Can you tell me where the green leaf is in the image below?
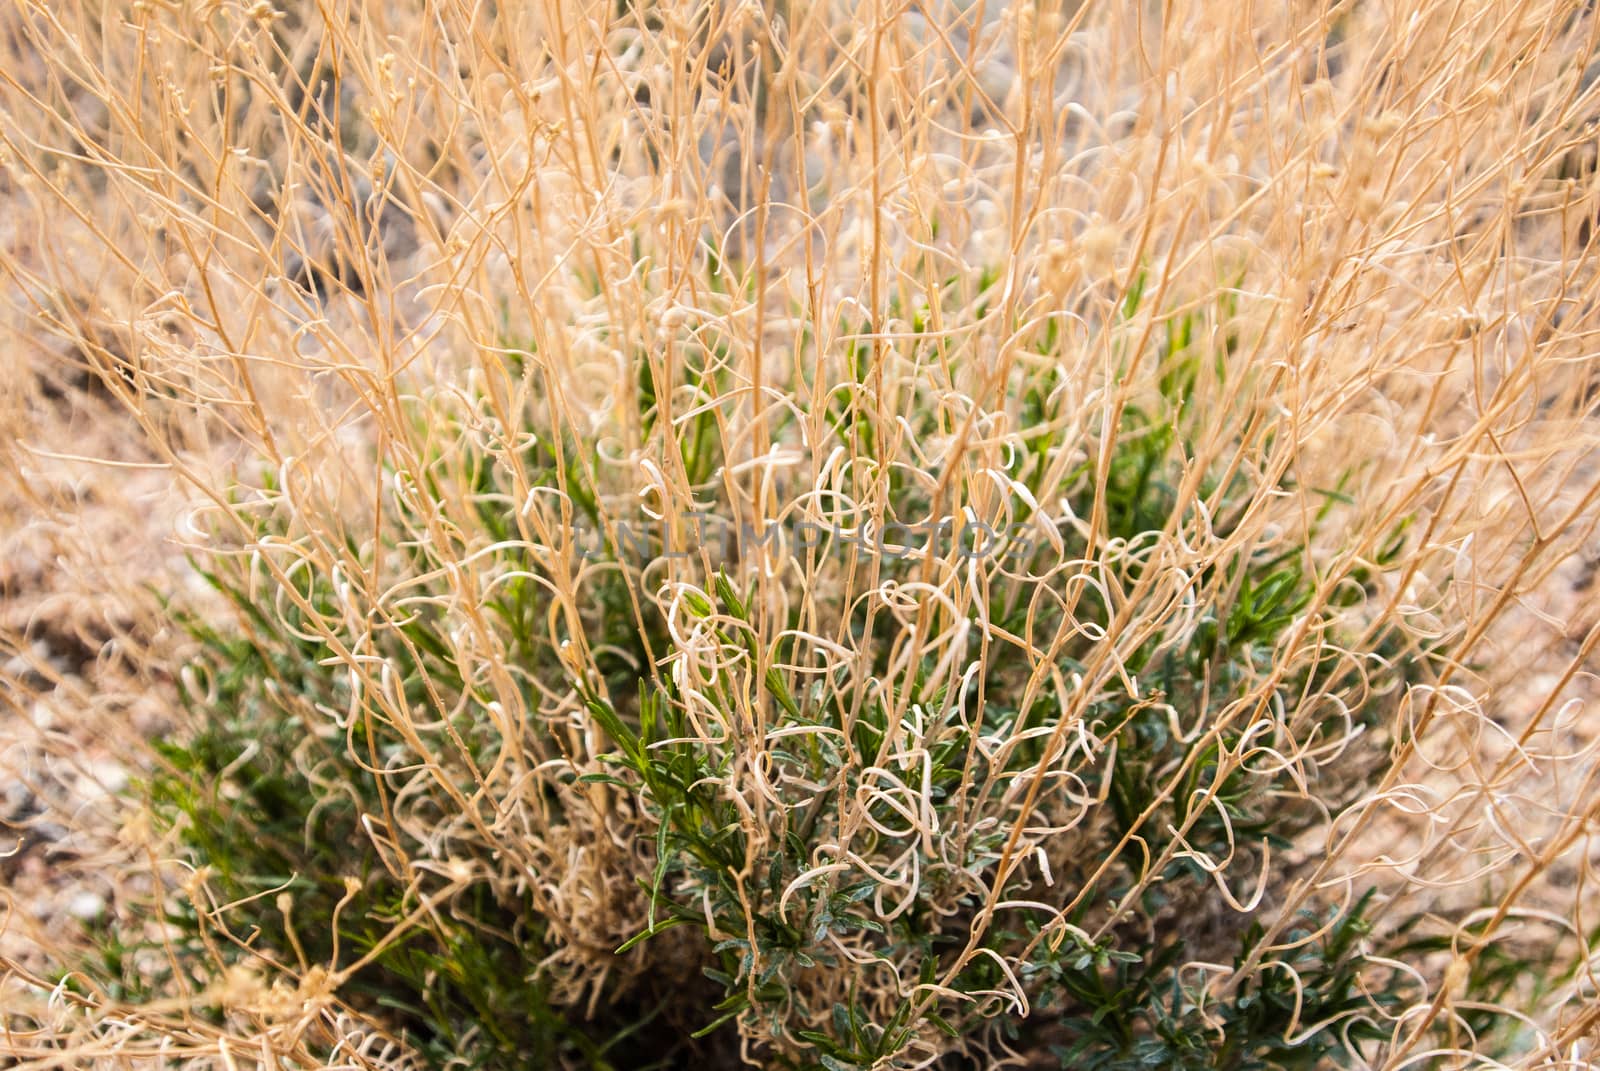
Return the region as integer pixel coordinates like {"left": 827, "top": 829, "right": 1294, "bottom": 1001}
{"left": 585, "top": 696, "right": 642, "bottom": 765}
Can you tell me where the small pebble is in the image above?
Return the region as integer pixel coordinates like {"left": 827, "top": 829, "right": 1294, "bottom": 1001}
{"left": 87, "top": 760, "right": 128, "bottom": 796}
{"left": 66, "top": 891, "right": 105, "bottom": 920}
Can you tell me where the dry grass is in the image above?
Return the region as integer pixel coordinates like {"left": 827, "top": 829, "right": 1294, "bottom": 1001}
{"left": 1, "top": 0, "right": 1599, "bottom": 1066}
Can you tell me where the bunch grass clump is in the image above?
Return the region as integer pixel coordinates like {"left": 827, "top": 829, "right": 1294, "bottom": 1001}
{"left": 113, "top": 349, "right": 1433, "bottom": 1071}
{"left": 2, "top": 0, "right": 1600, "bottom": 1068}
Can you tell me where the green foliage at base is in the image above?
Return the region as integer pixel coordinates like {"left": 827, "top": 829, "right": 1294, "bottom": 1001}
{"left": 81, "top": 296, "right": 1447, "bottom": 1071}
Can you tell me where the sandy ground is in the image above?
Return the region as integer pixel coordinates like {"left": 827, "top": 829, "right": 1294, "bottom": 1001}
{"left": 0, "top": 344, "right": 194, "bottom": 975}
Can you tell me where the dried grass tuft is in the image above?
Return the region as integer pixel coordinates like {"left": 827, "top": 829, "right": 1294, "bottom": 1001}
{"left": 2, "top": 0, "right": 1599, "bottom": 1067}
